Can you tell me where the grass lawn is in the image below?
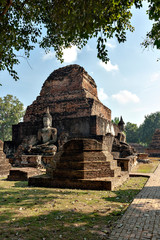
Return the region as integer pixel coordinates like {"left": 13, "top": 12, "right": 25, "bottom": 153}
{"left": 131, "top": 158, "right": 160, "bottom": 173}
{"left": 0, "top": 177, "right": 147, "bottom": 240}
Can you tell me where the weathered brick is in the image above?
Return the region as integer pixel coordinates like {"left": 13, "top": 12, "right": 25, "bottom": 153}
{"left": 0, "top": 140, "right": 11, "bottom": 177}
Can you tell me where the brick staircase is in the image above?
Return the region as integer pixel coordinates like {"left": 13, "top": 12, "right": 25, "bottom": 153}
{"left": 29, "top": 139, "right": 129, "bottom": 190}
{"left": 54, "top": 154, "right": 122, "bottom": 179}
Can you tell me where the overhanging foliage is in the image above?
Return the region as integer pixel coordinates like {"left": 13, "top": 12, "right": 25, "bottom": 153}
{"left": 0, "top": 0, "right": 159, "bottom": 80}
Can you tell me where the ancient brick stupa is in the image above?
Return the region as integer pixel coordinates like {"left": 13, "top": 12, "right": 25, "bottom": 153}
{"left": 5, "top": 65, "right": 136, "bottom": 190}
{"left": 12, "top": 64, "right": 112, "bottom": 144}
{"left": 147, "top": 129, "right": 160, "bottom": 157}
{"left": 0, "top": 140, "right": 11, "bottom": 177}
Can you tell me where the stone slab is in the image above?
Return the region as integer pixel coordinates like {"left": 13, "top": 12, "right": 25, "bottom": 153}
{"left": 28, "top": 172, "right": 129, "bottom": 191}
{"left": 7, "top": 167, "right": 45, "bottom": 181}
{"left": 7, "top": 170, "right": 28, "bottom": 181}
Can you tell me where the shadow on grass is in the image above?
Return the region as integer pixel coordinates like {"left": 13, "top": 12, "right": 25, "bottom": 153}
{"left": 0, "top": 181, "right": 93, "bottom": 210}
{"left": 0, "top": 182, "right": 136, "bottom": 240}
{"left": 103, "top": 176, "right": 148, "bottom": 204}
{"left": 103, "top": 188, "right": 140, "bottom": 204}
{"left": 0, "top": 177, "right": 148, "bottom": 239}
{"left": 0, "top": 181, "right": 121, "bottom": 239}
{"left": 0, "top": 177, "right": 148, "bottom": 209}
{"left": 0, "top": 186, "right": 158, "bottom": 240}
{"left": 0, "top": 208, "right": 120, "bottom": 240}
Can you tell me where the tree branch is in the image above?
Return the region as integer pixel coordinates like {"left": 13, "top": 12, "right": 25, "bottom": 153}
{"left": 17, "top": 55, "right": 32, "bottom": 69}
{"left": 0, "top": 0, "right": 13, "bottom": 20}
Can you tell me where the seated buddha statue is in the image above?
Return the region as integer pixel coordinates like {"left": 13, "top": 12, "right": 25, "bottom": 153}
{"left": 28, "top": 108, "right": 57, "bottom": 155}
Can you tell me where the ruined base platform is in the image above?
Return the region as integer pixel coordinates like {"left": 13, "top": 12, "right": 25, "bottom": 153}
{"left": 146, "top": 149, "right": 160, "bottom": 157}
{"left": 28, "top": 172, "right": 129, "bottom": 191}
{"left": 7, "top": 167, "right": 46, "bottom": 181}
{"left": 8, "top": 170, "right": 28, "bottom": 181}
{"left": 146, "top": 129, "right": 160, "bottom": 157}
{"left": 28, "top": 138, "right": 130, "bottom": 190}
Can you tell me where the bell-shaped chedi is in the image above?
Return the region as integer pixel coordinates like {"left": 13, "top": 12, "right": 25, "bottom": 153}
{"left": 0, "top": 140, "right": 11, "bottom": 177}
{"left": 12, "top": 64, "right": 113, "bottom": 147}
{"left": 24, "top": 64, "right": 111, "bottom": 123}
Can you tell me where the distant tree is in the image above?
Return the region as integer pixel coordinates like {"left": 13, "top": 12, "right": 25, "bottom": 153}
{"left": 125, "top": 122, "right": 139, "bottom": 143}
{"left": 112, "top": 117, "right": 120, "bottom": 125}
{"left": 0, "top": 0, "right": 159, "bottom": 81}
{"left": 138, "top": 112, "right": 160, "bottom": 145}
{"left": 0, "top": 95, "right": 25, "bottom": 141}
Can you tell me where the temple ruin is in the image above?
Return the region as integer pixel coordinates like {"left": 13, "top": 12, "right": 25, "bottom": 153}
{"left": 5, "top": 64, "right": 136, "bottom": 190}
{"left": 146, "top": 129, "right": 160, "bottom": 157}
{"left": 0, "top": 140, "right": 11, "bottom": 177}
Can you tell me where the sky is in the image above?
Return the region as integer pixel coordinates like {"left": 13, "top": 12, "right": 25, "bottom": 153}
{"left": 0, "top": 3, "right": 160, "bottom": 126}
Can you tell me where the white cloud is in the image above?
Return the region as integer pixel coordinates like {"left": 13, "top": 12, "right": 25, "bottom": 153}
{"left": 99, "top": 60, "right": 119, "bottom": 72}
{"left": 150, "top": 72, "right": 160, "bottom": 82}
{"left": 42, "top": 46, "right": 79, "bottom": 63}
{"left": 63, "top": 46, "right": 79, "bottom": 63}
{"left": 106, "top": 39, "right": 116, "bottom": 49}
{"left": 112, "top": 90, "right": 140, "bottom": 104}
{"left": 42, "top": 51, "right": 55, "bottom": 61}
{"left": 98, "top": 88, "right": 108, "bottom": 102}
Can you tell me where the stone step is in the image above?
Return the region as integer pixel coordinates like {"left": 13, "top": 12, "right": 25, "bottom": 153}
{"left": 109, "top": 167, "right": 122, "bottom": 178}
{"left": 56, "top": 160, "right": 118, "bottom": 170}
{"left": 60, "top": 155, "right": 111, "bottom": 163}
{"left": 103, "top": 151, "right": 114, "bottom": 161}
{"left": 53, "top": 169, "right": 102, "bottom": 179}
{"left": 60, "top": 153, "right": 84, "bottom": 162}
{"left": 97, "top": 166, "right": 122, "bottom": 178}
{"left": 53, "top": 165, "right": 122, "bottom": 179}
{"left": 109, "top": 160, "right": 118, "bottom": 169}
{"left": 60, "top": 151, "right": 114, "bottom": 162}
{"left": 7, "top": 170, "right": 28, "bottom": 181}
{"left": 28, "top": 171, "right": 129, "bottom": 191}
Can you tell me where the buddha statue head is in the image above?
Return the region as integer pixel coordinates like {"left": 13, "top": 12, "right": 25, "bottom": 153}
{"left": 43, "top": 107, "right": 52, "bottom": 128}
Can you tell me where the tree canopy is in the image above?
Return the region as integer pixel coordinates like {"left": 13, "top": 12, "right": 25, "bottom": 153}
{"left": 124, "top": 112, "right": 160, "bottom": 146}
{"left": 0, "top": 95, "right": 25, "bottom": 141}
{"left": 125, "top": 122, "right": 139, "bottom": 143}
{"left": 138, "top": 112, "right": 160, "bottom": 145}
{"left": 112, "top": 117, "right": 120, "bottom": 125}
{"left": 0, "top": 0, "right": 159, "bottom": 80}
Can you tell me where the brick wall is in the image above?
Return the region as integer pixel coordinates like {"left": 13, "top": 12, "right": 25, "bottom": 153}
{"left": 23, "top": 65, "right": 111, "bottom": 123}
